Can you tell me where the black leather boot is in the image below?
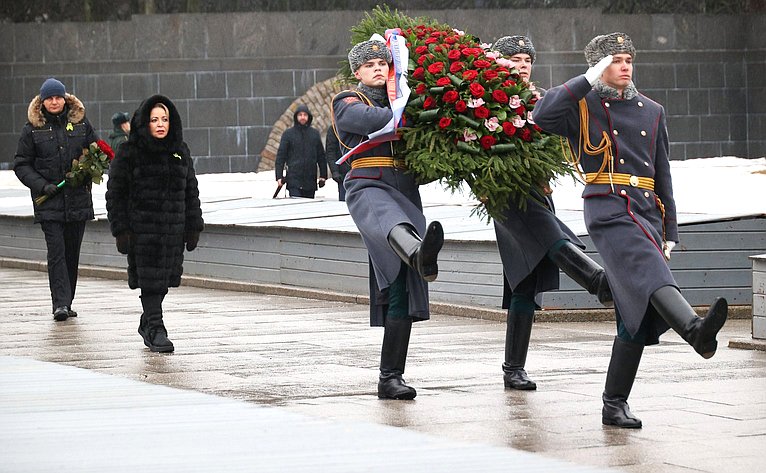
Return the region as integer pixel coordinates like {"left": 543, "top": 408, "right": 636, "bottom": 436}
{"left": 602, "top": 337, "right": 644, "bottom": 429}
{"left": 502, "top": 308, "right": 536, "bottom": 390}
{"left": 387, "top": 222, "right": 444, "bottom": 282}
{"left": 53, "top": 306, "right": 69, "bottom": 321}
{"left": 548, "top": 240, "right": 612, "bottom": 305}
{"left": 378, "top": 318, "right": 416, "bottom": 400}
{"left": 650, "top": 286, "right": 728, "bottom": 359}
{"left": 140, "top": 293, "right": 174, "bottom": 353}
{"left": 137, "top": 310, "right": 148, "bottom": 346}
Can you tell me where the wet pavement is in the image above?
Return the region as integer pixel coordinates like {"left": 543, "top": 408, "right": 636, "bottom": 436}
{"left": 1, "top": 265, "right": 764, "bottom": 472}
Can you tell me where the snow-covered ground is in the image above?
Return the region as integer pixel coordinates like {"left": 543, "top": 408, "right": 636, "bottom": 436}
{"left": 2, "top": 156, "right": 765, "bottom": 237}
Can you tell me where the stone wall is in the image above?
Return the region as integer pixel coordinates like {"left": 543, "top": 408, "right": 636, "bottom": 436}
{"left": 1, "top": 9, "right": 764, "bottom": 173}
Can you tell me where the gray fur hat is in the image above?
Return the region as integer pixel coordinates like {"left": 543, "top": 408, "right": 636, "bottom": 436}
{"left": 348, "top": 39, "right": 392, "bottom": 72}
{"left": 584, "top": 32, "right": 636, "bottom": 66}
{"left": 493, "top": 35, "right": 536, "bottom": 62}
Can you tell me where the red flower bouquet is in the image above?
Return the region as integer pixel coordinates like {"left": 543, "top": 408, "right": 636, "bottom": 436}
{"left": 343, "top": 7, "right": 571, "bottom": 221}
{"left": 34, "top": 139, "right": 115, "bottom": 205}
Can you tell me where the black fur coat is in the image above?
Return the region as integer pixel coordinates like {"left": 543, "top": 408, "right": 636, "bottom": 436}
{"left": 106, "top": 95, "right": 204, "bottom": 293}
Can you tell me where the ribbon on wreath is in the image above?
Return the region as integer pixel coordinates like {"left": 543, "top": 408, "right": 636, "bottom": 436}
{"left": 336, "top": 30, "right": 410, "bottom": 165}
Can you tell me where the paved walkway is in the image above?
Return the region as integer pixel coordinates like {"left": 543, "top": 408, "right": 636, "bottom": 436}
{"left": 1, "top": 266, "right": 764, "bottom": 472}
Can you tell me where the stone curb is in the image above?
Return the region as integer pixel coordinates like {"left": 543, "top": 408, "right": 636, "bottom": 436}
{"left": 1, "top": 257, "right": 752, "bottom": 323}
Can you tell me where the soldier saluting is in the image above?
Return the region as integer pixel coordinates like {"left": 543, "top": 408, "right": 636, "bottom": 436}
{"left": 533, "top": 33, "right": 728, "bottom": 428}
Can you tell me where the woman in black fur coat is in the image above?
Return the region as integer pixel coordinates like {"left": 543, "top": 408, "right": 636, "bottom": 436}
{"left": 106, "top": 95, "right": 204, "bottom": 353}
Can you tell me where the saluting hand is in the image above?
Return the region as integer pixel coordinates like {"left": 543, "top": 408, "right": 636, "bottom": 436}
{"left": 585, "top": 54, "right": 613, "bottom": 86}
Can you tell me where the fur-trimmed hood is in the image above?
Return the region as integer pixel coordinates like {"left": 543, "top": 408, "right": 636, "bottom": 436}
{"left": 27, "top": 93, "right": 86, "bottom": 128}
{"left": 129, "top": 94, "right": 184, "bottom": 152}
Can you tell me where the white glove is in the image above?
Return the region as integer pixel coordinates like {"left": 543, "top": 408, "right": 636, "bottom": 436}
{"left": 585, "top": 55, "right": 613, "bottom": 86}
{"left": 663, "top": 241, "right": 676, "bottom": 261}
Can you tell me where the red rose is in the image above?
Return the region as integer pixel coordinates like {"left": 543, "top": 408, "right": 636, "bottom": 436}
{"left": 473, "top": 59, "right": 492, "bottom": 69}
{"left": 434, "top": 45, "right": 444, "bottom": 53}
{"left": 534, "top": 124, "right": 543, "bottom": 133}
{"left": 515, "top": 104, "right": 526, "bottom": 115}
{"left": 483, "top": 70, "right": 499, "bottom": 81}
{"left": 447, "top": 49, "right": 462, "bottom": 60}
{"left": 430, "top": 31, "right": 442, "bottom": 38}
{"left": 502, "top": 80, "right": 516, "bottom": 87}
{"left": 97, "top": 139, "right": 115, "bottom": 160}
{"left": 520, "top": 128, "right": 532, "bottom": 142}
{"left": 423, "top": 96, "right": 436, "bottom": 110}
{"left": 427, "top": 62, "right": 445, "bottom": 74}
{"left": 425, "top": 37, "right": 438, "bottom": 44}
{"left": 417, "top": 54, "right": 429, "bottom": 65}
{"left": 449, "top": 61, "right": 465, "bottom": 73}
{"left": 492, "top": 90, "right": 509, "bottom": 104}
{"left": 462, "top": 69, "right": 478, "bottom": 81}
{"left": 474, "top": 106, "right": 489, "bottom": 119}
{"left": 444, "top": 36, "right": 458, "bottom": 44}
{"left": 480, "top": 135, "right": 496, "bottom": 149}
{"left": 413, "top": 67, "right": 425, "bottom": 80}
{"left": 455, "top": 100, "right": 467, "bottom": 112}
{"left": 415, "top": 46, "right": 428, "bottom": 55}
{"left": 415, "top": 83, "right": 427, "bottom": 95}
{"left": 436, "top": 77, "right": 451, "bottom": 86}
{"left": 502, "top": 122, "right": 516, "bottom": 136}
{"left": 469, "top": 82, "right": 485, "bottom": 98}
{"left": 443, "top": 90, "right": 459, "bottom": 103}
{"left": 439, "top": 117, "right": 452, "bottom": 129}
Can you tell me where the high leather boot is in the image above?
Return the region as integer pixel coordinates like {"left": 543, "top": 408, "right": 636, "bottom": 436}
{"left": 547, "top": 240, "right": 612, "bottom": 305}
{"left": 378, "top": 317, "right": 416, "bottom": 400}
{"left": 140, "top": 293, "right": 174, "bottom": 353}
{"left": 602, "top": 337, "right": 644, "bottom": 429}
{"left": 387, "top": 221, "right": 444, "bottom": 282}
{"left": 650, "top": 286, "right": 728, "bottom": 359}
{"left": 502, "top": 307, "right": 537, "bottom": 390}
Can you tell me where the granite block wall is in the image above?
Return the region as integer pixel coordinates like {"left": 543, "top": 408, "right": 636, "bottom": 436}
{"left": 1, "top": 9, "right": 763, "bottom": 173}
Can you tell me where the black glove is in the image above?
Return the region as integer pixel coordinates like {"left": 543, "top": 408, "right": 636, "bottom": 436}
{"left": 185, "top": 232, "right": 200, "bottom": 252}
{"left": 115, "top": 232, "right": 132, "bottom": 255}
{"left": 42, "top": 184, "right": 59, "bottom": 196}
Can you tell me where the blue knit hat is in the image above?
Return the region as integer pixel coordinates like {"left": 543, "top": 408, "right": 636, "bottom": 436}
{"left": 39, "top": 78, "right": 66, "bottom": 100}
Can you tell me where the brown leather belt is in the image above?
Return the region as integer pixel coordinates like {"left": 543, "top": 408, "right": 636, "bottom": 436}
{"left": 585, "top": 172, "right": 655, "bottom": 191}
{"left": 351, "top": 157, "right": 407, "bottom": 170}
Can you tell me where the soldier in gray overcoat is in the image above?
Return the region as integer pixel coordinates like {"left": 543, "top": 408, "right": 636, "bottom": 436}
{"left": 491, "top": 36, "right": 612, "bottom": 392}
{"left": 533, "top": 33, "right": 728, "bottom": 428}
{"left": 332, "top": 37, "right": 444, "bottom": 400}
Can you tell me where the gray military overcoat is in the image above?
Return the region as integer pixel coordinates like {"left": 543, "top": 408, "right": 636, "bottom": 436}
{"left": 494, "top": 190, "right": 583, "bottom": 308}
{"left": 333, "top": 90, "right": 429, "bottom": 326}
{"left": 533, "top": 75, "right": 679, "bottom": 338}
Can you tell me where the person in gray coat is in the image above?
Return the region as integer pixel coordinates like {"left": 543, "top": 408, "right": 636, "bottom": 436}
{"left": 491, "top": 35, "right": 612, "bottom": 392}
{"left": 275, "top": 104, "right": 327, "bottom": 198}
{"left": 107, "top": 111, "right": 130, "bottom": 152}
{"left": 332, "top": 37, "right": 444, "bottom": 400}
{"left": 13, "top": 78, "right": 98, "bottom": 321}
{"left": 533, "top": 33, "right": 728, "bottom": 428}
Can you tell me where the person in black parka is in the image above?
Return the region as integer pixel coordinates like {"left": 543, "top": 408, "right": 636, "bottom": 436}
{"left": 275, "top": 104, "right": 327, "bottom": 198}
{"left": 106, "top": 95, "right": 204, "bottom": 353}
{"left": 14, "top": 77, "right": 98, "bottom": 322}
